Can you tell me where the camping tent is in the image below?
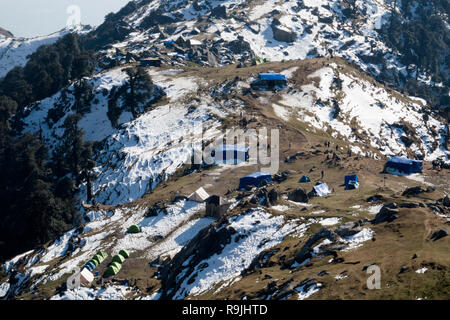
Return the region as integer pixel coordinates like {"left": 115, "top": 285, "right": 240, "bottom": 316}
{"left": 239, "top": 172, "right": 272, "bottom": 189}
{"left": 313, "top": 183, "right": 331, "bottom": 197}
{"left": 188, "top": 187, "right": 210, "bottom": 203}
{"left": 299, "top": 176, "right": 311, "bottom": 183}
{"left": 251, "top": 73, "right": 288, "bottom": 90}
{"left": 89, "top": 258, "right": 99, "bottom": 267}
{"left": 93, "top": 253, "right": 105, "bottom": 264}
{"left": 105, "top": 262, "right": 122, "bottom": 276}
{"left": 112, "top": 254, "right": 126, "bottom": 264}
{"left": 84, "top": 261, "right": 96, "bottom": 272}
{"left": 119, "top": 249, "right": 130, "bottom": 259}
{"left": 345, "top": 174, "right": 359, "bottom": 190}
{"left": 127, "top": 224, "right": 141, "bottom": 233}
{"left": 384, "top": 156, "right": 422, "bottom": 175}
{"left": 214, "top": 145, "right": 249, "bottom": 164}
{"left": 80, "top": 268, "right": 94, "bottom": 285}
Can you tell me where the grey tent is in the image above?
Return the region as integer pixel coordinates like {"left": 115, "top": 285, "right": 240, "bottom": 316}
{"left": 188, "top": 187, "right": 210, "bottom": 203}
{"left": 313, "top": 183, "right": 331, "bottom": 197}
{"left": 205, "top": 195, "right": 231, "bottom": 219}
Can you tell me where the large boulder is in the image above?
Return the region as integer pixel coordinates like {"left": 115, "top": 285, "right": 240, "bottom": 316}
{"left": 271, "top": 19, "right": 297, "bottom": 43}
{"left": 294, "top": 228, "right": 339, "bottom": 265}
{"left": 402, "top": 186, "right": 425, "bottom": 197}
{"left": 372, "top": 204, "right": 399, "bottom": 224}
{"left": 443, "top": 195, "right": 450, "bottom": 207}
{"left": 288, "top": 188, "right": 308, "bottom": 203}
{"left": 211, "top": 5, "right": 227, "bottom": 19}
{"left": 335, "top": 220, "right": 366, "bottom": 237}
{"left": 430, "top": 228, "right": 448, "bottom": 241}
{"left": 227, "top": 36, "right": 252, "bottom": 54}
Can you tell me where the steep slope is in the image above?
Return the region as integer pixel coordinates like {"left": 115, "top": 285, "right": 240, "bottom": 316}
{"left": 91, "top": 0, "right": 448, "bottom": 106}
{"left": 2, "top": 59, "right": 449, "bottom": 300}
{"left": 0, "top": 25, "right": 91, "bottom": 78}
{"left": 0, "top": 0, "right": 448, "bottom": 301}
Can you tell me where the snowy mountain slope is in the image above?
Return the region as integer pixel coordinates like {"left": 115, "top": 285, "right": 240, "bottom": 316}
{"left": 98, "top": 0, "right": 446, "bottom": 91}
{"left": 21, "top": 66, "right": 239, "bottom": 205}
{"left": 21, "top": 59, "right": 448, "bottom": 209}
{"left": 0, "top": 25, "right": 90, "bottom": 78}
{"left": 1, "top": 0, "right": 448, "bottom": 301}
{"left": 275, "top": 62, "right": 449, "bottom": 161}
{"left": 1, "top": 197, "right": 377, "bottom": 300}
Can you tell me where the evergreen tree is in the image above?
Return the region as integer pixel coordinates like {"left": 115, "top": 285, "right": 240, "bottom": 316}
{"left": 123, "top": 66, "right": 154, "bottom": 117}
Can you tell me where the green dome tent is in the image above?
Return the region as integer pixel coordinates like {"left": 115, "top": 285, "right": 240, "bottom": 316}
{"left": 93, "top": 254, "right": 104, "bottom": 264}
{"left": 89, "top": 258, "right": 99, "bottom": 267}
{"left": 127, "top": 224, "right": 141, "bottom": 233}
{"left": 119, "top": 249, "right": 130, "bottom": 259}
{"left": 112, "top": 254, "right": 126, "bottom": 264}
{"left": 97, "top": 250, "right": 108, "bottom": 260}
{"left": 105, "top": 261, "right": 123, "bottom": 276}
{"left": 105, "top": 264, "right": 121, "bottom": 276}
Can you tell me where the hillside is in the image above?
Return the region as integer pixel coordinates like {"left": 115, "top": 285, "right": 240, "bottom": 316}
{"left": 0, "top": 0, "right": 448, "bottom": 300}
{"left": 0, "top": 27, "right": 13, "bottom": 38}
{"left": 0, "top": 25, "right": 91, "bottom": 78}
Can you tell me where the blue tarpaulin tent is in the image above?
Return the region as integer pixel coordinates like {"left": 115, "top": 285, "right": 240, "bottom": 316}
{"left": 251, "top": 73, "right": 288, "bottom": 90}
{"left": 384, "top": 156, "right": 423, "bottom": 175}
{"left": 239, "top": 172, "right": 271, "bottom": 189}
{"left": 164, "top": 40, "right": 175, "bottom": 47}
{"left": 299, "top": 175, "right": 311, "bottom": 183}
{"left": 214, "top": 145, "right": 249, "bottom": 164}
{"left": 345, "top": 174, "right": 359, "bottom": 190}
{"left": 258, "top": 73, "right": 287, "bottom": 82}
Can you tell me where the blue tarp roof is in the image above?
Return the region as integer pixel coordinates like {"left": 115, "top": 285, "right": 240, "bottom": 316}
{"left": 387, "top": 156, "right": 421, "bottom": 165}
{"left": 215, "top": 145, "right": 249, "bottom": 153}
{"left": 385, "top": 156, "right": 422, "bottom": 175}
{"left": 258, "top": 73, "right": 287, "bottom": 81}
{"left": 243, "top": 172, "right": 271, "bottom": 179}
{"left": 239, "top": 172, "right": 271, "bottom": 189}
{"left": 345, "top": 174, "right": 359, "bottom": 186}
{"left": 164, "top": 40, "right": 175, "bottom": 46}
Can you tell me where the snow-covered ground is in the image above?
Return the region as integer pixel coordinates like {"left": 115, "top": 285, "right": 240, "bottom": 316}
{"left": 172, "top": 208, "right": 305, "bottom": 299}
{"left": 283, "top": 64, "right": 448, "bottom": 162}
{"left": 0, "top": 25, "right": 89, "bottom": 78}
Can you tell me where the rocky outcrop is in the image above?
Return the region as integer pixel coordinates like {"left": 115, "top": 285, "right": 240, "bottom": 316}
{"left": 271, "top": 19, "right": 296, "bottom": 43}
{"left": 372, "top": 204, "right": 399, "bottom": 224}
{"left": 158, "top": 219, "right": 234, "bottom": 299}
{"left": 335, "top": 220, "right": 367, "bottom": 237}
{"left": 211, "top": 5, "right": 227, "bottom": 19}
{"left": 0, "top": 27, "right": 13, "bottom": 38}
{"left": 294, "top": 228, "right": 339, "bottom": 265}
{"left": 430, "top": 228, "right": 448, "bottom": 241}
{"left": 287, "top": 188, "right": 308, "bottom": 203}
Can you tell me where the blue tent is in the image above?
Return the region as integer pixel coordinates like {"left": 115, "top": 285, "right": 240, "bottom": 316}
{"left": 345, "top": 174, "right": 359, "bottom": 186}
{"left": 384, "top": 156, "right": 423, "bottom": 175}
{"left": 164, "top": 40, "right": 175, "bottom": 47}
{"left": 299, "top": 175, "right": 311, "bottom": 183}
{"left": 345, "top": 174, "right": 359, "bottom": 190}
{"left": 258, "top": 73, "right": 287, "bottom": 82}
{"left": 239, "top": 172, "right": 271, "bottom": 189}
{"left": 214, "top": 145, "right": 249, "bottom": 164}
{"left": 84, "top": 261, "right": 96, "bottom": 272}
